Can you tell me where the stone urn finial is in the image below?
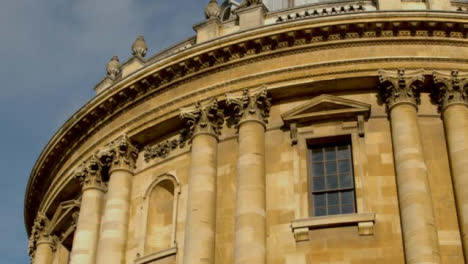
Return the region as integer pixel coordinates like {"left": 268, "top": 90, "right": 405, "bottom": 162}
{"left": 131, "top": 35, "right": 148, "bottom": 58}
{"left": 205, "top": 0, "right": 221, "bottom": 19}
{"left": 239, "top": 0, "right": 263, "bottom": 8}
{"left": 106, "top": 56, "right": 121, "bottom": 79}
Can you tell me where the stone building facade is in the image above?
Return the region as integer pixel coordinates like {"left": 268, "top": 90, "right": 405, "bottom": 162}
{"left": 25, "top": 0, "right": 468, "bottom": 263}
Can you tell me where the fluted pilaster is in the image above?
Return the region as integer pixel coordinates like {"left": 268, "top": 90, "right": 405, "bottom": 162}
{"left": 96, "top": 134, "right": 138, "bottom": 264}
{"left": 433, "top": 70, "right": 468, "bottom": 262}
{"left": 227, "top": 87, "right": 271, "bottom": 264}
{"left": 182, "top": 99, "right": 223, "bottom": 264}
{"left": 379, "top": 69, "right": 440, "bottom": 264}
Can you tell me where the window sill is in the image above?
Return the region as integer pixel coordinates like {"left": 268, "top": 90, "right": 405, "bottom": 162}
{"left": 290, "top": 213, "right": 375, "bottom": 242}
{"left": 134, "top": 247, "right": 177, "bottom": 264}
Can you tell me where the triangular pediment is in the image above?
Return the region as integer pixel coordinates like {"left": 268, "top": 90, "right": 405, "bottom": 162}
{"left": 281, "top": 94, "right": 371, "bottom": 125}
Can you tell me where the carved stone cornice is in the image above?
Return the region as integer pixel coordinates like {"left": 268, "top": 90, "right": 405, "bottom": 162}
{"left": 378, "top": 69, "right": 425, "bottom": 111}
{"left": 144, "top": 139, "right": 179, "bottom": 162}
{"left": 74, "top": 155, "right": 106, "bottom": 192}
{"left": 28, "top": 213, "right": 50, "bottom": 257}
{"left": 432, "top": 70, "right": 468, "bottom": 111}
{"left": 226, "top": 86, "right": 271, "bottom": 128}
{"left": 180, "top": 99, "right": 224, "bottom": 143}
{"left": 98, "top": 134, "right": 139, "bottom": 173}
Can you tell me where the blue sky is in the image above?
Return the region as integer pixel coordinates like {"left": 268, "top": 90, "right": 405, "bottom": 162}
{"left": 0, "top": 0, "right": 207, "bottom": 262}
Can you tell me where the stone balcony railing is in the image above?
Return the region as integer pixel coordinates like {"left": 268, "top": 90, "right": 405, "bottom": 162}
{"left": 265, "top": 0, "right": 377, "bottom": 24}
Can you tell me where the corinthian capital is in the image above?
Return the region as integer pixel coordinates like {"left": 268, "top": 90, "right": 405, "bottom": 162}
{"left": 378, "top": 69, "right": 425, "bottom": 110}
{"left": 180, "top": 99, "right": 224, "bottom": 143}
{"left": 98, "top": 134, "right": 139, "bottom": 172}
{"left": 432, "top": 70, "right": 468, "bottom": 111}
{"left": 74, "top": 155, "right": 106, "bottom": 192}
{"left": 226, "top": 86, "right": 271, "bottom": 127}
{"left": 28, "top": 213, "right": 50, "bottom": 257}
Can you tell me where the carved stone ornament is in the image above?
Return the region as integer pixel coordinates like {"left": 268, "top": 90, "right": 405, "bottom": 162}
{"left": 239, "top": 0, "right": 263, "bottom": 8}
{"left": 74, "top": 155, "right": 106, "bottom": 191}
{"left": 28, "top": 213, "right": 50, "bottom": 257}
{"left": 205, "top": 0, "right": 221, "bottom": 19}
{"left": 144, "top": 139, "right": 179, "bottom": 162}
{"left": 226, "top": 86, "right": 271, "bottom": 127}
{"left": 180, "top": 99, "right": 224, "bottom": 143}
{"left": 432, "top": 70, "right": 468, "bottom": 111}
{"left": 106, "top": 55, "right": 121, "bottom": 79}
{"left": 378, "top": 69, "right": 425, "bottom": 110}
{"left": 132, "top": 35, "right": 148, "bottom": 58}
{"left": 98, "top": 134, "right": 139, "bottom": 172}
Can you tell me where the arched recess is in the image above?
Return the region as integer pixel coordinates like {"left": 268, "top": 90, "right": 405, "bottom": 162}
{"left": 139, "top": 173, "right": 181, "bottom": 257}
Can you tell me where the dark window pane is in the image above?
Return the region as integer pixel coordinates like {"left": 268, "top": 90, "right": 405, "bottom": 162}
{"left": 339, "top": 173, "right": 353, "bottom": 188}
{"left": 337, "top": 145, "right": 350, "bottom": 159}
{"left": 327, "top": 175, "right": 338, "bottom": 189}
{"left": 314, "top": 193, "right": 326, "bottom": 207}
{"left": 324, "top": 147, "right": 336, "bottom": 160}
{"left": 325, "top": 161, "right": 337, "bottom": 174}
{"left": 328, "top": 206, "right": 340, "bottom": 215}
{"left": 312, "top": 150, "right": 323, "bottom": 162}
{"left": 312, "top": 163, "right": 324, "bottom": 176}
{"left": 315, "top": 207, "right": 326, "bottom": 216}
{"left": 328, "top": 192, "right": 339, "bottom": 206}
{"left": 342, "top": 204, "right": 354, "bottom": 214}
{"left": 338, "top": 160, "right": 351, "bottom": 173}
{"left": 313, "top": 177, "right": 325, "bottom": 191}
{"left": 341, "top": 190, "right": 355, "bottom": 205}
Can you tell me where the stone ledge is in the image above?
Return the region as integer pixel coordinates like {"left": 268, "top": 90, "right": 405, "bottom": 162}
{"left": 291, "top": 213, "right": 375, "bottom": 241}
{"left": 134, "top": 247, "right": 177, "bottom": 264}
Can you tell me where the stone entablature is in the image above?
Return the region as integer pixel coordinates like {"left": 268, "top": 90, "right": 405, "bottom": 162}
{"left": 24, "top": 10, "right": 468, "bottom": 232}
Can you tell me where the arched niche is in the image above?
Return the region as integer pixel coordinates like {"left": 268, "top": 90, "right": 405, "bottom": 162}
{"left": 138, "top": 173, "right": 181, "bottom": 259}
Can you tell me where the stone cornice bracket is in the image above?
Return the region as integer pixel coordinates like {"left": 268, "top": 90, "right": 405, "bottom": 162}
{"left": 432, "top": 70, "right": 468, "bottom": 112}
{"left": 28, "top": 213, "right": 52, "bottom": 258}
{"left": 226, "top": 86, "right": 271, "bottom": 128}
{"left": 179, "top": 99, "right": 224, "bottom": 144}
{"left": 98, "top": 134, "right": 139, "bottom": 173}
{"left": 74, "top": 155, "right": 106, "bottom": 192}
{"left": 378, "top": 69, "right": 425, "bottom": 111}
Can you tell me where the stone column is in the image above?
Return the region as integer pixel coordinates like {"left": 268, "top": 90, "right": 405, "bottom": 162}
{"left": 181, "top": 99, "right": 224, "bottom": 264}
{"left": 96, "top": 134, "right": 138, "bottom": 264}
{"left": 226, "top": 87, "right": 271, "bottom": 264}
{"left": 69, "top": 156, "right": 106, "bottom": 264}
{"left": 433, "top": 70, "right": 468, "bottom": 262}
{"left": 379, "top": 69, "right": 440, "bottom": 264}
{"left": 33, "top": 235, "right": 56, "bottom": 264}
{"left": 28, "top": 214, "right": 56, "bottom": 264}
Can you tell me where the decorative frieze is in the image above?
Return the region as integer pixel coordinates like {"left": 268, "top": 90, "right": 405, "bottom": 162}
{"left": 98, "top": 134, "right": 139, "bottom": 172}
{"left": 432, "top": 70, "right": 468, "bottom": 111}
{"left": 226, "top": 86, "right": 271, "bottom": 127}
{"left": 378, "top": 69, "right": 425, "bottom": 110}
{"left": 144, "top": 139, "right": 179, "bottom": 162}
{"left": 74, "top": 155, "right": 106, "bottom": 192}
{"left": 180, "top": 99, "right": 224, "bottom": 142}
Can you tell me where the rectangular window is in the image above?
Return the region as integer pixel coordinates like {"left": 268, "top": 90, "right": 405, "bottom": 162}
{"left": 307, "top": 136, "right": 356, "bottom": 217}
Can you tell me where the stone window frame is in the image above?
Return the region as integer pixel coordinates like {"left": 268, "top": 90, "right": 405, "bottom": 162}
{"left": 135, "top": 173, "right": 181, "bottom": 264}
{"left": 281, "top": 94, "right": 375, "bottom": 242}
